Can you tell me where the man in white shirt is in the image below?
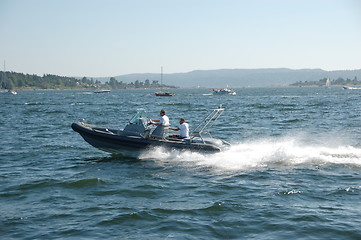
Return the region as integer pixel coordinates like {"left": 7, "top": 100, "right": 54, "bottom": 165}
{"left": 170, "top": 118, "right": 189, "bottom": 139}
{"left": 151, "top": 109, "right": 170, "bottom": 126}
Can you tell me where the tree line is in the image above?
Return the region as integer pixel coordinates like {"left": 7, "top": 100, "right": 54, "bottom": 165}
{"left": 290, "top": 77, "right": 359, "bottom": 87}
{"left": 0, "top": 71, "right": 175, "bottom": 90}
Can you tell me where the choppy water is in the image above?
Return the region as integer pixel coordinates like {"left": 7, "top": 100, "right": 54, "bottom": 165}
{"left": 1, "top": 87, "right": 361, "bottom": 239}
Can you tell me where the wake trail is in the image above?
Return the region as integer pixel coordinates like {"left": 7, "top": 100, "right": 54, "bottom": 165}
{"left": 139, "top": 136, "right": 361, "bottom": 171}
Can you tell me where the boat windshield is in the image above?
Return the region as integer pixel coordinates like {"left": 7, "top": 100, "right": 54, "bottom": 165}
{"left": 129, "top": 109, "right": 147, "bottom": 124}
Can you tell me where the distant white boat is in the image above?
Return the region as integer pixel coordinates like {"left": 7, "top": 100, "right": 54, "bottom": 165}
{"left": 1, "top": 61, "right": 17, "bottom": 95}
{"left": 213, "top": 88, "right": 236, "bottom": 95}
{"left": 325, "top": 78, "right": 331, "bottom": 88}
{"left": 1, "top": 89, "right": 17, "bottom": 94}
{"left": 8, "top": 89, "right": 17, "bottom": 95}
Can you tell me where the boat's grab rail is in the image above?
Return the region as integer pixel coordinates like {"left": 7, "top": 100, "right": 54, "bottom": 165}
{"left": 190, "top": 105, "right": 224, "bottom": 143}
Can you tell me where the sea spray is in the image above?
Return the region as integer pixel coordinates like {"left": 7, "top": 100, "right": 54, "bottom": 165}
{"left": 140, "top": 136, "right": 361, "bottom": 172}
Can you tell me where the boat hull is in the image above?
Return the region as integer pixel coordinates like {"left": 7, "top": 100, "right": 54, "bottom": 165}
{"left": 71, "top": 122, "right": 226, "bottom": 157}
{"left": 155, "top": 92, "right": 174, "bottom": 96}
{"left": 212, "top": 88, "right": 236, "bottom": 95}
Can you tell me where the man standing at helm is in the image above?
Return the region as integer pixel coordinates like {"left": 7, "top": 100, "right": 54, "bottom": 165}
{"left": 151, "top": 109, "right": 170, "bottom": 126}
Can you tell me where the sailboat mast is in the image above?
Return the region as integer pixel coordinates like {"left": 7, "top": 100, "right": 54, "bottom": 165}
{"left": 154, "top": 66, "right": 174, "bottom": 96}
{"left": 1, "top": 60, "right": 5, "bottom": 88}
{"left": 160, "top": 66, "right": 163, "bottom": 90}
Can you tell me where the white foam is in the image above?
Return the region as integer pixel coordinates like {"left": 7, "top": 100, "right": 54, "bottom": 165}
{"left": 139, "top": 137, "right": 361, "bottom": 172}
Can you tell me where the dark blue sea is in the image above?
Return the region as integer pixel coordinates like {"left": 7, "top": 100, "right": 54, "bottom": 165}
{"left": 1, "top": 87, "right": 361, "bottom": 239}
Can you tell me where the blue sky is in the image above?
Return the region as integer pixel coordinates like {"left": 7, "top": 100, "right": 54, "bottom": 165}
{"left": 0, "top": 0, "right": 360, "bottom": 77}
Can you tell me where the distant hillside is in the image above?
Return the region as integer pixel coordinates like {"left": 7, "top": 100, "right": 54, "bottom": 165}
{"left": 0, "top": 72, "right": 174, "bottom": 90}
{"left": 95, "top": 68, "right": 361, "bottom": 88}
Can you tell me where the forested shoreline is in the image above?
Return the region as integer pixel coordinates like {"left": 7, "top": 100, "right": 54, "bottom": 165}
{"left": 2, "top": 70, "right": 359, "bottom": 90}
{"left": 0, "top": 71, "right": 176, "bottom": 90}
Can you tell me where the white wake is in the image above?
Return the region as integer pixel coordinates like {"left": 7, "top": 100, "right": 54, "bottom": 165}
{"left": 139, "top": 137, "right": 361, "bottom": 171}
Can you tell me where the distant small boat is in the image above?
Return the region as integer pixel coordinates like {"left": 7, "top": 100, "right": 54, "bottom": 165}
{"left": 94, "top": 90, "right": 111, "bottom": 93}
{"left": 155, "top": 67, "right": 174, "bottom": 97}
{"left": 155, "top": 91, "right": 174, "bottom": 96}
{"left": 213, "top": 88, "right": 236, "bottom": 95}
{"left": 2, "top": 61, "right": 17, "bottom": 95}
{"left": 8, "top": 89, "right": 17, "bottom": 95}
{"left": 325, "top": 78, "right": 331, "bottom": 88}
